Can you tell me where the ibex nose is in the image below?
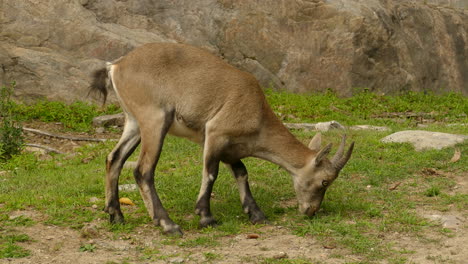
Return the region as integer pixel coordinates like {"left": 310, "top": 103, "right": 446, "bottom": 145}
{"left": 299, "top": 204, "right": 318, "bottom": 217}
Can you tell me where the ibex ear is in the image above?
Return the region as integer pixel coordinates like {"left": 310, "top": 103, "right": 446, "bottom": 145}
{"left": 314, "top": 143, "right": 332, "bottom": 165}
{"left": 308, "top": 133, "right": 322, "bottom": 152}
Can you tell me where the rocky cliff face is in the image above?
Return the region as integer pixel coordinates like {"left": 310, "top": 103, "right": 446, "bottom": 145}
{"left": 0, "top": 0, "right": 466, "bottom": 102}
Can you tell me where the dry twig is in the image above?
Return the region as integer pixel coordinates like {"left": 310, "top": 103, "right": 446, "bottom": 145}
{"left": 23, "top": 127, "right": 108, "bottom": 142}
{"left": 25, "top": 143, "right": 65, "bottom": 154}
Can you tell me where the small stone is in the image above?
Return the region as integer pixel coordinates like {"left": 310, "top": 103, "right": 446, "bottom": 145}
{"left": 168, "top": 257, "right": 185, "bottom": 263}
{"left": 123, "top": 161, "right": 138, "bottom": 169}
{"left": 92, "top": 113, "right": 125, "bottom": 127}
{"left": 273, "top": 252, "right": 288, "bottom": 259}
{"left": 119, "top": 184, "right": 138, "bottom": 192}
{"left": 423, "top": 214, "right": 463, "bottom": 229}
{"left": 81, "top": 224, "right": 99, "bottom": 238}
{"left": 89, "top": 197, "right": 100, "bottom": 203}
{"left": 441, "top": 215, "right": 462, "bottom": 229}
{"left": 92, "top": 204, "right": 98, "bottom": 209}
{"left": 95, "top": 127, "right": 105, "bottom": 134}
{"left": 314, "top": 121, "right": 345, "bottom": 131}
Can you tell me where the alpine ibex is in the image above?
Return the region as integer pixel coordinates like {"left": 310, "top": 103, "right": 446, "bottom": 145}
{"left": 90, "top": 43, "right": 354, "bottom": 236}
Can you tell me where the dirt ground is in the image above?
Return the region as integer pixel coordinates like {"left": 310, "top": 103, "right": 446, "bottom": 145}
{"left": 2, "top": 122, "right": 467, "bottom": 264}
{"left": 3, "top": 208, "right": 467, "bottom": 264}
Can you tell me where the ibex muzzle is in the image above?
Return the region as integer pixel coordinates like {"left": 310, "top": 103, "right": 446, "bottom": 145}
{"left": 90, "top": 43, "right": 354, "bottom": 236}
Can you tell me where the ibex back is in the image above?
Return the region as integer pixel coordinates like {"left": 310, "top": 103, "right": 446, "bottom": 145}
{"left": 90, "top": 43, "right": 354, "bottom": 236}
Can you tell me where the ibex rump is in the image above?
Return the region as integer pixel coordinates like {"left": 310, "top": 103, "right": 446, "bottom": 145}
{"left": 90, "top": 43, "right": 354, "bottom": 236}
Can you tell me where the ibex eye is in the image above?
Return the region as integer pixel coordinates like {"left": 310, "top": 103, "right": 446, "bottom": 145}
{"left": 322, "top": 180, "right": 329, "bottom": 187}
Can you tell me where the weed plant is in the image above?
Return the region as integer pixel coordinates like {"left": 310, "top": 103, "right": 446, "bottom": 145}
{"left": 0, "top": 83, "right": 23, "bottom": 161}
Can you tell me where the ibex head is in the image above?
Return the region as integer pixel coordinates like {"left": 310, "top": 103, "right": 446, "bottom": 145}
{"left": 293, "top": 133, "right": 354, "bottom": 217}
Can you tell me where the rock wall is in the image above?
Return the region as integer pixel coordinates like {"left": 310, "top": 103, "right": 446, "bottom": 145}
{"left": 0, "top": 0, "right": 467, "bottom": 102}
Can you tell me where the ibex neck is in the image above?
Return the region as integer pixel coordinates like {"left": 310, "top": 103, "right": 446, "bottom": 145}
{"left": 253, "top": 111, "right": 313, "bottom": 174}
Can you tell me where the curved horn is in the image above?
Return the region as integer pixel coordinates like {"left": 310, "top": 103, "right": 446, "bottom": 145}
{"left": 331, "top": 134, "right": 347, "bottom": 165}
{"left": 333, "top": 142, "right": 355, "bottom": 171}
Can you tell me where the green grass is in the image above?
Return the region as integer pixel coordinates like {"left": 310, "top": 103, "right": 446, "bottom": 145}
{"left": 0, "top": 217, "right": 32, "bottom": 258}
{"left": 265, "top": 89, "right": 468, "bottom": 130}
{"left": 0, "top": 91, "right": 467, "bottom": 262}
{"left": 11, "top": 100, "right": 120, "bottom": 132}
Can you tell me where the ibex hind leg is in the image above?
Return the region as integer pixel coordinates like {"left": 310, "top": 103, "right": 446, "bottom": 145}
{"left": 105, "top": 115, "right": 141, "bottom": 224}
{"left": 227, "top": 161, "right": 267, "bottom": 224}
{"left": 133, "top": 110, "right": 183, "bottom": 236}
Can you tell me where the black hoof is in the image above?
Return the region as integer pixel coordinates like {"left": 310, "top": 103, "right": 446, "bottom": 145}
{"left": 199, "top": 216, "right": 218, "bottom": 228}
{"left": 249, "top": 212, "right": 267, "bottom": 225}
{"left": 109, "top": 212, "right": 125, "bottom": 224}
{"left": 163, "top": 225, "right": 183, "bottom": 237}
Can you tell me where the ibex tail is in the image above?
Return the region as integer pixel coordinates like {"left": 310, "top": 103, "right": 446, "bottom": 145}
{"left": 89, "top": 63, "right": 112, "bottom": 104}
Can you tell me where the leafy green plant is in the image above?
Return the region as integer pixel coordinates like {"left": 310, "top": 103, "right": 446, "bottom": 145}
{"left": 0, "top": 82, "right": 24, "bottom": 161}
{"left": 79, "top": 243, "right": 96, "bottom": 252}
{"left": 425, "top": 186, "right": 441, "bottom": 197}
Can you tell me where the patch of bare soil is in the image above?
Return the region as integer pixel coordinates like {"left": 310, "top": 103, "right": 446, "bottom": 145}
{"left": 6, "top": 121, "right": 467, "bottom": 264}
{"left": 397, "top": 169, "right": 468, "bottom": 264}
{"left": 4, "top": 211, "right": 468, "bottom": 264}
{"left": 3, "top": 213, "right": 352, "bottom": 264}
{"left": 408, "top": 210, "right": 467, "bottom": 264}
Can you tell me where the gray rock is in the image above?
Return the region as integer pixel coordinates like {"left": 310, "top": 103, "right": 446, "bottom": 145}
{"left": 118, "top": 184, "right": 138, "bottom": 192}
{"left": 1, "top": 0, "right": 467, "bottom": 103}
{"left": 315, "top": 121, "right": 346, "bottom": 132}
{"left": 92, "top": 113, "right": 125, "bottom": 127}
{"left": 423, "top": 214, "right": 464, "bottom": 229}
{"left": 381, "top": 130, "right": 468, "bottom": 151}
{"left": 284, "top": 121, "right": 345, "bottom": 132}
{"left": 88, "top": 197, "right": 100, "bottom": 203}
{"left": 95, "top": 127, "right": 105, "bottom": 134}
{"left": 350, "top": 125, "right": 391, "bottom": 132}
{"left": 168, "top": 257, "right": 185, "bottom": 264}
{"left": 81, "top": 224, "right": 100, "bottom": 238}
{"left": 123, "top": 161, "right": 138, "bottom": 169}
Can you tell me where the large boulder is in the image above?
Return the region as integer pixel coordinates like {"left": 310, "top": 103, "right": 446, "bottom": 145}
{"left": 382, "top": 130, "right": 468, "bottom": 151}
{"left": 0, "top": 0, "right": 467, "bottom": 103}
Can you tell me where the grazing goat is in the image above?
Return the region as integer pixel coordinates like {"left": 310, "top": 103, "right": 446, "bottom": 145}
{"left": 90, "top": 43, "right": 354, "bottom": 236}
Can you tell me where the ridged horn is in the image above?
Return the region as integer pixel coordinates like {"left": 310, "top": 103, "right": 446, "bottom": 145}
{"left": 331, "top": 135, "right": 347, "bottom": 165}
{"left": 333, "top": 141, "right": 355, "bottom": 171}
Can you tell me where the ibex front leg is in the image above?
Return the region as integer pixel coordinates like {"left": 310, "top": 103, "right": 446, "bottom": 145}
{"left": 227, "top": 161, "right": 266, "bottom": 224}
{"left": 195, "top": 136, "right": 223, "bottom": 228}
{"left": 134, "top": 111, "right": 182, "bottom": 236}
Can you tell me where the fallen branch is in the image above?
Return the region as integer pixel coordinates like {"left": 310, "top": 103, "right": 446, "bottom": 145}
{"left": 371, "top": 112, "right": 438, "bottom": 119}
{"left": 23, "top": 127, "right": 108, "bottom": 142}
{"left": 25, "top": 143, "right": 65, "bottom": 154}
{"left": 388, "top": 182, "right": 402, "bottom": 191}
